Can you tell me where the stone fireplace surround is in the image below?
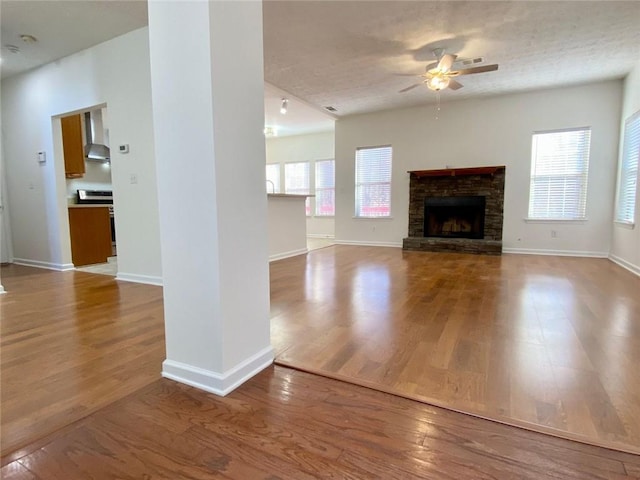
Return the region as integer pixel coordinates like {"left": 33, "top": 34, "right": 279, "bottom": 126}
{"left": 403, "top": 166, "right": 505, "bottom": 255}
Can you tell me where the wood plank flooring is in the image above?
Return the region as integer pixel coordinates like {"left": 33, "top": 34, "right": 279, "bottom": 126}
{"left": 270, "top": 246, "right": 640, "bottom": 454}
{"left": 2, "top": 245, "right": 640, "bottom": 472}
{"left": 3, "top": 367, "right": 640, "bottom": 479}
{"left": 0, "top": 264, "right": 165, "bottom": 458}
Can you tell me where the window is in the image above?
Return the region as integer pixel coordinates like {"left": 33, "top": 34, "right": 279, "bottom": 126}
{"left": 615, "top": 111, "right": 640, "bottom": 224}
{"left": 315, "top": 159, "right": 335, "bottom": 216}
{"left": 355, "top": 145, "right": 392, "bottom": 218}
{"left": 528, "top": 128, "right": 591, "bottom": 220}
{"left": 285, "top": 161, "right": 311, "bottom": 215}
{"left": 265, "top": 163, "right": 280, "bottom": 193}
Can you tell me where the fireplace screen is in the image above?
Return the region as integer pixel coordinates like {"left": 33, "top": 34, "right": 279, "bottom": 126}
{"left": 424, "top": 196, "right": 486, "bottom": 239}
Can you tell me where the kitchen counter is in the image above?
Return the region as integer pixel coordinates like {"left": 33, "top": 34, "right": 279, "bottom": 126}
{"left": 267, "top": 193, "right": 314, "bottom": 198}
{"left": 267, "top": 195, "right": 308, "bottom": 261}
{"left": 68, "top": 204, "right": 111, "bottom": 209}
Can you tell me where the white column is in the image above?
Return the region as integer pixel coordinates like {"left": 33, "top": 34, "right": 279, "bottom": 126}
{"left": 148, "top": 0, "right": 272, "bottom": 395}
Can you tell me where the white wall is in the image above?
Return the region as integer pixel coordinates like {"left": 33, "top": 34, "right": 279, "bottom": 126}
{"left": 610, "top": 61, "right": 640, "bottom": 274}
{"left": 335, "top": 81, "right": 623, "bottom": 255}
{"left": 1, "top": 92, "right": 14, "bottom": 283}
{"left": 266, "top": 131, "right": 335, "bottom": 237}
{"left": 1, "top": 28, "right": 161, "bottom": 280}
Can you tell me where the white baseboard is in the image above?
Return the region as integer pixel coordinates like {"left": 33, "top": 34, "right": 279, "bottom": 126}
{"left": 162, "top": 345, "right": 274, "bottom": 396}
{"left": 269, "top": 248, "right": 308, "bottom": 262}
{"left": 116, "top": 272, "right": 163, "bottom": 286}
{"left": 0, "top": 285, "right": 6, "bottom": 294}
{"left": 333, "top": 240, "right": 402, "bottom": 248}
{"left": 306, "top": 234, "right": 335, "bottom": 239}
{"left": 12, "top": 258, "right": 75, "bottom": 271}
{"left": 502, "top": 248, "right": 608, "bottom": 258}
{"left": 609, "top": 254, "right": 640, "bottom": 277}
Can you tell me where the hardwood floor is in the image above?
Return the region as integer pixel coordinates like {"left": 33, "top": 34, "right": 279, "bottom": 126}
{"left": 270, "top": 246, "right": 640, "bottom": 454}
{"left": 2, "top": 246, "right": 639, "bottom": 474}
{"left": 3, "top": 367, "right": 640, "bottom": 479}
{"left": 0, "top": 264, "right": 165, "bottom": 458}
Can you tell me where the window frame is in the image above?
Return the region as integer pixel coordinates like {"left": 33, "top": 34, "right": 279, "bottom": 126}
{"left": 615, "top": 110, "right": 640, "bottom": 227}
{"left": 265, "top": 163, "right": 281, "bottom": 194}
{"left": 284, "top": 161, "right": 311, "bottom": 216}
{"left": 526, "top": 127, "right": 591, "bottom": 222}
{"left": 314, "top": 159, "right": 335, "bottom": 217}
{"left": 354, "top": 145, "right": 393, "bottom": 219}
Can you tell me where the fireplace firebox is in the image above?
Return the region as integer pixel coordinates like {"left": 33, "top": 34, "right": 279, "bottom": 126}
{"left": 424, "top": 196, "right": 485, "bottom": 239}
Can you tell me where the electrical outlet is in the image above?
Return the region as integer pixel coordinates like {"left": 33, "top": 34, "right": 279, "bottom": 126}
{"left": 551, "top": 230, "right": 557, "bottom": 238}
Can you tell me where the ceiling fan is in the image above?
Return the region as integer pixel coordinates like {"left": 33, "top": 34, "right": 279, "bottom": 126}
{"left": 399, "top": 48, "right": 499, "bottom": 93}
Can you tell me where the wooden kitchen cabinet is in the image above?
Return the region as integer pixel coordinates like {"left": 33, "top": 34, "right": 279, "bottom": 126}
{"left": 61, "top": 114, "right": 85, "bottom": 178}
{"left": 68, "top": 207, "right": 112, "bottom": 266}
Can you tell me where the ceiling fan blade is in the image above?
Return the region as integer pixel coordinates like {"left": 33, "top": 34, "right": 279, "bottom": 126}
{"left": 453, "top": 64, "right": 499, "bottom": 75}
{"left": 438, "top": 53, "right": 457, "bottom": 72}
{"left": 398, "top": 83, "right": 423, "bottom": 93}
{"left": 425, "top": 61, "right": 438, "bottom": 73}
{"left": 448, "top": 79, "right": 464, "bottom": 90}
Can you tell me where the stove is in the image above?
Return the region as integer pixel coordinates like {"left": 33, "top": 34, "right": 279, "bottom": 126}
{"left": 77, "top": 189, "right": 113, "bottom": 204}
{"left": 77, "top": 189, "right": 114, "bottom": 216}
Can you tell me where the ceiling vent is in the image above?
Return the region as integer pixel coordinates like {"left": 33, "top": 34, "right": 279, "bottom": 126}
{"left": 324, "top": 106, "right": 337, "bottom": 112}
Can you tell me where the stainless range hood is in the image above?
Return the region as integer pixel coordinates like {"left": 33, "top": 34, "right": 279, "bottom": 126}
{"left": 84, "top": 110, "right": 110, "bottom": 162}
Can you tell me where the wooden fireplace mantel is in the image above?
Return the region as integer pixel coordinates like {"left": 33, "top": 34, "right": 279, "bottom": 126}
{"left": 408, "top": 166, "right": 505, "bottom": 178}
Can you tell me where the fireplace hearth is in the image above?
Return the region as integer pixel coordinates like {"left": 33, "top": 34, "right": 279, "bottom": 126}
{"left": 403, "top": 166, "right": 505, "bottom": 255}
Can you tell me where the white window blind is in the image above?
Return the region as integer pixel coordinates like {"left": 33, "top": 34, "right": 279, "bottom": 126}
{"left": 528, "top": 128, "right": 591, "bottom": 220}
{"left": 315, "top": 159, "right": 335, "bottom": 216}
{"left": 355, "top": 145, "right": 392, "bottom": 218}
{"left": 616, "top": 111, "right": 640, "bottom": 224}
{"left": 265, "top": 163, "right": 280, "bottom": 193}
{"left": 285, "top": 161, "right": 311, "bottom": 215}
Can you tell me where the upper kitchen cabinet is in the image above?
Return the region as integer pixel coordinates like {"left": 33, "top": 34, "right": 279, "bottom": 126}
{"left": 61, "top": 114, "right": 85, "bottom": 178}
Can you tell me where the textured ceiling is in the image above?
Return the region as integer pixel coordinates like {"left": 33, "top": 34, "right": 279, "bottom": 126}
{"left": 2, "top": 1, "right": 639, "bottom": 125}
{"left": 263, "top": 1, "right": 640, "bottom": 116}
{"left": 264, "top": 83, "right": 335, "bottom": 137}
{"left": 0, "top": 1, "right": 148, "bottom": 79}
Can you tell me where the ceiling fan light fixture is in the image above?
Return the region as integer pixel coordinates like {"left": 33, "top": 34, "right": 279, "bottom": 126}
{"left": 426, "top": 75, "right": 450, "bottom": 91}
{"left": 280, "top": 98, "right": 288, "bottom": 115}
{"left": 20, "top": 34, "right": 38, "bottom": 44}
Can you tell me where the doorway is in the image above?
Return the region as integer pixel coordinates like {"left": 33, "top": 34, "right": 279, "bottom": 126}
{"left": 59, "top": 105, "right": 117, "bottom": 276}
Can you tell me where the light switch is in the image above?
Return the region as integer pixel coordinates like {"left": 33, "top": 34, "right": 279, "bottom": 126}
{"left": 119, "top": 144, "right": 130, "bottom": 154}
{"left": 130, "top": 174, "right": 138, "bottom": 185}
{"left": 37, "top": 151, "right": 46, "bottom": 164}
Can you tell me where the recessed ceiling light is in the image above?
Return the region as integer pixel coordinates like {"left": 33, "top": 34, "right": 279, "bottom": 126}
{"left": 20, "top": 34, "right": 38, "bottom": 44}
{"left": 324, "top": 106, "right": 337, "bottom": 112}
